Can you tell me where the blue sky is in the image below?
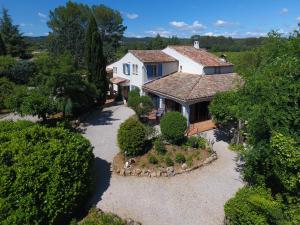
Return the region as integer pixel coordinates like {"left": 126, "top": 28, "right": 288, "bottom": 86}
{"left": 0, "top": 0, "right": 300, "bottom": 38}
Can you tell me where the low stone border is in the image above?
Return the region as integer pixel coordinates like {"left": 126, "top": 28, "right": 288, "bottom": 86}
{"left": 114, "top": 151, "right": 217, "bottom": 178}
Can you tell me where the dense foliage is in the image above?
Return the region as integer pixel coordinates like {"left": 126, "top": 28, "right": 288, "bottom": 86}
{"left": 210, "top": 28, "right": 300, "bottom": 224}
{"left": 0, "top": 33, "right": 6, "bottom": 55}
{"left": 160, "top": 112, "right": 187, "bottom": 144}
{"left": 117, "top": 116, "right": 147, "bottom": 156}
{"left": 0, "top": 121, "right": 94, "bottom": 224}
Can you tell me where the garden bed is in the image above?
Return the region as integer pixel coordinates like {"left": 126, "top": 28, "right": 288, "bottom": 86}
{"left": 113, "top": 143, "right": 217, "bottom": 177}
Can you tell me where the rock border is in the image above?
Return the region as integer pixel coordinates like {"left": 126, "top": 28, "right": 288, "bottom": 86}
{"left": 114, "top": 151, "right": 217, "bottom": 178}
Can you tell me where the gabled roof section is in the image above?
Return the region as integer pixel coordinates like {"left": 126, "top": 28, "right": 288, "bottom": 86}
{"left": 167, "top": 45, "right": 233, "bottom": 67}
{"left": 129, "top": 50, "right": 177, "bottom": 63}
{"left": 143, "top": 72, "right": 242, "bottom": 102}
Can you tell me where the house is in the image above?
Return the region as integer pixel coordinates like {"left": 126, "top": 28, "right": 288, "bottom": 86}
{"left": 107, "top": 41, "right": 241, "bottom": 125}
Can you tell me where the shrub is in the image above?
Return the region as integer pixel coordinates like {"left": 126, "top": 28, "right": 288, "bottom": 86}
{"left": 160, "top": 112, "right": 187, "bottom": 144}
{"left": 154, "top": 138, "right": 166, "bottom": 155}
{"left": 0, "top": 120, "right": 34, "bottom": 132}
{"left": 186, "top": 155, "right": 193, "bottom": 167}
{"left": 117, "top": 116, "right": 146, "bottom": 156}
{"left": 79, "top": 208, "right": 125, "bottom": 225}
{"left": 0, "top": 77, "right": 15, "bottom": 109}
{"left": 9, "top": 61, "right": 37, "bottom": 84}
{"left": 186, "top": 136, "right": 199, "bottom": 148}
{"left": 165, "top": 156, "right": 174, "bottom": 167}
{"left": 148, "top": 154, "right": 158, "bottom": 164}
{"left": 0, "top": 121, "right": 94, "bottom": 225}
{"left": 175, "top": 153, "right": 186, "bottom": 163}
{"left": 198, "top": 137, "right": 207, "bottom": 149}
{"left": 229, "top": 143, "right": 244, "bottom": 152}
{"left": 224, "top": 186, "right": 286, "bottom": 225}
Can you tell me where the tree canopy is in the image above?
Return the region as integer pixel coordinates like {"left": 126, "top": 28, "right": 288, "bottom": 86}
{"left": 47, "top": 1, "right": 126, "bottom": 65}
{"left": 210, "top": 27, "right": 300, "bottom": 224}
{"left": 0, "top": 8, "right": 26, "bottom": 57}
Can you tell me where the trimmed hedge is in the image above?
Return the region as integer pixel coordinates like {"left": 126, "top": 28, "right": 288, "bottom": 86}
{"left": 117, "top": 116, "right": 146, "bottom": 156}
{"left": 160, "top": 112, "right": 187, "bottom": 144}
{"left": 0, "top": 121, "right": 94, "bottom": 225}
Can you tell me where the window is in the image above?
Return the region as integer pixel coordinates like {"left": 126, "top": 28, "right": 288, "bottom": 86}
{"left": 152, "top": 65, "right": 157, "bottom": 77}
{"left": 146, "top": 64, "right": 162, "bottom": 79}
{"left": 180, "top": 65, "right": 182, "bottom": 72}
{"left": 214, "top": 67, "right": 221, "bottom": 74}
{"left": 123, "top": 63, "right": 130, "bottom": 75}
{"left": 132, "top": 64, "right": 138, "bottom": 75}
{"left": 113, "top": 67, "right": 117, "bottom": 74}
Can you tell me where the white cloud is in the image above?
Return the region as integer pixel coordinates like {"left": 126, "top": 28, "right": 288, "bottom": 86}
{"left": 280, "top": 8, "right": 288, "bottom": 14}
{"left": 204, "top": 32, "right": 215, "bottom": 36}
{"left": 145, "top": 28, "right": 171, "bottom": 37}
{"left": 38, "top": 12, "right": 47, "bottom": 18}
{"left": 297, "top": 16, "right": 300, "bottom": 21}
{"left": 25, "top": 32, "right": 34, "bottom": 36}
{"left": 20, "top": 23, "right": 33, "bottom": 27}
{"left": 126, "top": 13, "right": 139, "bottom": 20}
{"left": 245, "top": 31, "right": 267, "bottom": 37}
{"left": 214, "top": 20, "right": 228, "bottom": 27}
{"left": 170, "top": 21, "right": 188, "bottom": 28}
{"left": 169, "top": 20, "right": 206, "bottom": 31}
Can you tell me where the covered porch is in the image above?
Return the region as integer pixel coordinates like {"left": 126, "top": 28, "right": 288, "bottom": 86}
{"left": 146, "top": 93, "right": 216, "bottom": 133}
{"left": 110, "top": 77, "right": 130, "bottom": 103}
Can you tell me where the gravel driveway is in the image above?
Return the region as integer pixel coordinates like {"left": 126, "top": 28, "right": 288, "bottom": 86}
{"left": 83, "top": 104, "right": 244, "bottom": 225}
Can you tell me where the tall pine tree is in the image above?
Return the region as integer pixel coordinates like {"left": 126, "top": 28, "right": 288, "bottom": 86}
{"left": 85, "top": 15, "right": 108, "bottom": 105}
{"left": 0, "top": 8, "right": 26, "bottom": 56}
{"left": 0, "top": 33, "right": 6, "bottom": 55}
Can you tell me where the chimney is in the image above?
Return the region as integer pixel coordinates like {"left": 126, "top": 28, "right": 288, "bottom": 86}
{"left": 194, "top": 41, "right": 199, "bottom": 49}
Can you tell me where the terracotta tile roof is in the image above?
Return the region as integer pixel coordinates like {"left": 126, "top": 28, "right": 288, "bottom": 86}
{"left": 110, "top": 77, "right": 129, "bottom": 84}
{"left": 129, "top": 50, "right": 177, "bottom": 63}
{"left": 143, "top": 72, "right": 242, "bottom": 102}
{"left": 168, "top": 46, "right": 233, "bottom": 67}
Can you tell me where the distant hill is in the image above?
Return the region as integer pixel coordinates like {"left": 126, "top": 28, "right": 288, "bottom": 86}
{"left": 24, "top": 35, "right": 266, "bottom": 52}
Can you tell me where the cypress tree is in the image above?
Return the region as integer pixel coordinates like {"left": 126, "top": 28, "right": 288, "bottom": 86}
{"left": 85, "top": 15, "right": 108, "bottom": 104}
{"left": 0, "top": 33, "right": 6, "bottom": 55}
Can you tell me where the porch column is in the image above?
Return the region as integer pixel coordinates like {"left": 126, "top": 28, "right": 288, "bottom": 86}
{"left": 159, "top": 96, "right": 165, "bottom": 109}
{"left": 181, "top": 103, "right": 190, "bottom": 126}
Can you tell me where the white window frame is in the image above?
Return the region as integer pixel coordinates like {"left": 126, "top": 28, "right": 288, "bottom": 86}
{"left": 132, "top": 64, "right": 138, "bottom": 75}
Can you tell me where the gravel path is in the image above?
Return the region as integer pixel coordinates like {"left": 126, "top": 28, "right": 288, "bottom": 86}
{"left": 83, "top": 105, "right": 244, "bottom": 225}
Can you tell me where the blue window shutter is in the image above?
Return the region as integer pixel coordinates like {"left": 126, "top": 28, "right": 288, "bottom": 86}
{"left": 127, "top": 64, "right": 130, "bottom": 75}
{"left": 158, "top": 64, "right": 162, "bottom": 76}
{"left": 123, "top": 64, "right": 125, "bottom": 74}
{"left": 146, "top": 65, "right": 152, "bottom": 79}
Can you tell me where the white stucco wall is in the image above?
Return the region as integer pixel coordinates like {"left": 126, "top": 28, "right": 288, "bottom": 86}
{"left": 162, "top": 47, "right": 204, "bottom": 75}
{"left": 162, "top": 61, "right": 178, "bottom": 76}
{"left": 107, "top": 52, "right": 144, "bottom": 94}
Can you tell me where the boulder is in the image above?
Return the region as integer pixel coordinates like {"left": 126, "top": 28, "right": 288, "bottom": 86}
{"left": 181, "top": 163, "right": 188, "bottom": 170}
